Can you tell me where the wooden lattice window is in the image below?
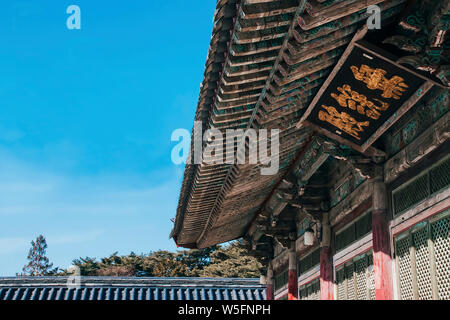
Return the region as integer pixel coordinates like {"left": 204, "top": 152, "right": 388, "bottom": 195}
{"left": 335, "top": 211, "right": 372, "bottom": 252}
{"left": 298, "top": 248, "right": 320, "bottom": 276}
{"left": 335, "top": 251, "right": 375, "bottom": 300}
{"left": 274, "top": 269, "right": 288, "bottom": 292}
{"left": 299, "top": 278, "right": 320, "bottom": 301}
{"left": 395, "top": 209, "right": 450, "bottom": 300}
{"left": 392, "top": 156, "right": 450, "bottom": 216}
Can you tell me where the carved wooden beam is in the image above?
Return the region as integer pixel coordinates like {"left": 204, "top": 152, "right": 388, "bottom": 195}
{"left": 385, "top": 0, "right": 450, "bottom": 87}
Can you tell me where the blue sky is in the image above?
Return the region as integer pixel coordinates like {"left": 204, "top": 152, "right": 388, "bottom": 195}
{"left": 0, "top": 1, "right": 216, "bottom": 276}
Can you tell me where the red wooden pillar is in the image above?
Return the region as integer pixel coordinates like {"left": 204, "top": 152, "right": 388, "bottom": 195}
{"left": 320, "top": 213, "right": 334, "bottom": 300}
{"left": 372, "top": 180, "right": 394, "bottom": 300}
{"left": 320, "top": 246, "right": 334, "bottom": 300}
{"left": 288, "top": 243, "right": 298, "bottom": 300}
{"left": 266, "top": 262, "right": 274, "bottom": 300}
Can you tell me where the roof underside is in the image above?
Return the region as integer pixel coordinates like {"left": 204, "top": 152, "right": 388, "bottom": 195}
{"left": 172, "top": 0, "right": 408, "bottom": 249}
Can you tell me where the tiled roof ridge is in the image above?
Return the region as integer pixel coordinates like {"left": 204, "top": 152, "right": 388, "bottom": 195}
{"left": 0, "top": 276, "right": 263, "bottom": 287}
{"left": 0, "top": 276, "right": 266, "bottom": 300}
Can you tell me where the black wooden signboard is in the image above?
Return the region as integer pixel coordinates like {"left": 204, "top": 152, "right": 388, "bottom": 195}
{"left": 299, "top": 38, "right": 432, "bottom": 154}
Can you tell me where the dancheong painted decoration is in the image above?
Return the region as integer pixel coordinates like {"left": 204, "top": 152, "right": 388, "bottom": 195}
{"left": 170, "top": 0, "right": 450, "bottom": 301}
{"left": 304, "top": 44, "right": 426, "bottom": 149}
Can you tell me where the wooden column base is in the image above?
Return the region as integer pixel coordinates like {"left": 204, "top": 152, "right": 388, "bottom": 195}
{"left": 266, "top": 283, "right": 274, "bottom": 300}
{"left": 288, "top": 269, "right": 298, "bottom": 300}
{"left": 372, "top": 209, "right": 394, "bottom": 300}
{"left": 320, "top": 246, "right": 334, "bottom": 300}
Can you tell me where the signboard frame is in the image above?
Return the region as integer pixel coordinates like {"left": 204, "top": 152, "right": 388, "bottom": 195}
{"left": 297, "top": 27, "right": 435, "bottom": 155}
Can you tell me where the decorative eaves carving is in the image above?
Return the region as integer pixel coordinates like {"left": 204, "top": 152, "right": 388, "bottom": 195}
{"left": 385, "top": 0, "right": 450, "bottom": 87}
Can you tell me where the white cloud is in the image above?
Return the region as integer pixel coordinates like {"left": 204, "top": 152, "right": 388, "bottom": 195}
{"left": 0, "top": 145, "right": 180, "bottom": 275}
{"left": 0, "top": 146, "right": 178, "bottom": 218}
{"left": 0, "top": 238, "right": 28, "bottom": 254}
{"left": 0, "top": 230, "right": 105, "bottom": 255}
{"left": 47, "top": 229, "right": 105, "bottom": 246}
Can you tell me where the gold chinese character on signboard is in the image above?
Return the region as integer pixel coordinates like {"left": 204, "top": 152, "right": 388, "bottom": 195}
{"left": 331, "top": 84, "right": 390, "bottom": 120}
{"left": 318, "top": 105, "right": 369, "bottom": 140}
{"left": 350, "top": 64, "right": 409, "bottom": 100}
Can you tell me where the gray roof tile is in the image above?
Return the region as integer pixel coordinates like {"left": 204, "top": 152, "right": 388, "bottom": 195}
{"left": 0, "top": 277, "right": 266, "bottom": 301}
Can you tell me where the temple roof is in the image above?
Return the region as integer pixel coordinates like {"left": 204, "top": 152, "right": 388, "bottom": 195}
{"left": 171, "top": 0, "right": 447, "bottom": 249}
{"left": 0, "top": 277, "right": 265, "bottom": 301}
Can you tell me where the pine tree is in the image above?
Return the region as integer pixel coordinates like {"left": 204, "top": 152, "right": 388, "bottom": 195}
{"left": 22, "top": 235, "right": 56, "bottom": 276}
{"left": 61, "top": 241, "right": 261, "bottom": 278}
{"left": 199, "top": 242, "right": 261, "bottom": 278}
{"left": 72, "top": 257, "right": 100, "bottom": 276}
